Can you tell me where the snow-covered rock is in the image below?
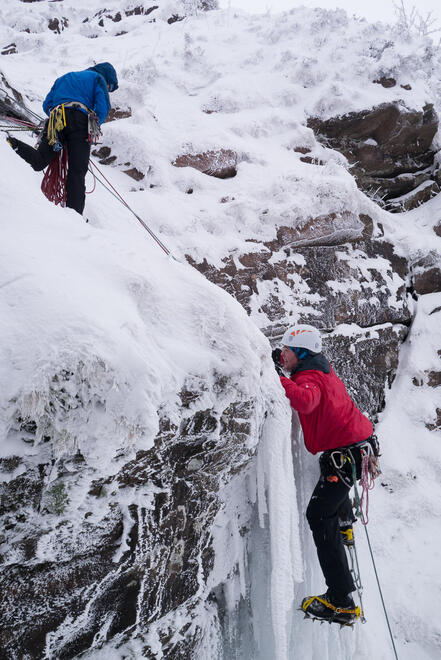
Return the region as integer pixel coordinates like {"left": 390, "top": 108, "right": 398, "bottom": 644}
{"left": 1, "top": 1, "right": 441, "bottom": 659}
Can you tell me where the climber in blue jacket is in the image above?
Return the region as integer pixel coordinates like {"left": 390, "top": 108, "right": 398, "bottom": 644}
{"left": 43, "top": 62, "right": 118, "bottom": 126}
{"left": 7, "top": 62, "right": 118, "bottom": 215}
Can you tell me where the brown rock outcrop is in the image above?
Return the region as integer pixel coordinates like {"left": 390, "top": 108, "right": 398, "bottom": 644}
{"left": 323, "top": 324, "right": 408, "bottom": 416}
{"left": 426, "top": 408, "right": 441, "bottom": 431}
{"left": 48, "top": 17, "right": 68, "bottom": 33}
{"left": 188, "top": 235, "right": 410, "bottom": 336}
{"left": 124, "top": 167, "right": 144, "bottom": 181}
{"left": 105, "top": 107, "right": 132, "bottom": 122}
{"left": 373, "top": 77, "right": 396, "bottom": 88}
{"left": 1, "top": 43, "right": 17, "bottom": 55}
{"left": 173, "top": 149, "right": 238, "bottom": 179}
{"left": 411, "top": 252, "right": 441, "bottom": 295}
{"left": 308, "top": 102, "right": 439, "bottom": 211}
{"left": 264, "top": 211, "right": 370, "bottom": 250}
{"left": 91, "top": 146, "right": 117, "bottom": 165}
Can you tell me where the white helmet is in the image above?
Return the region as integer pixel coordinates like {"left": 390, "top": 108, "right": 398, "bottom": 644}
{"left": 281, "top": 324, "right": 322, "bottom": 353}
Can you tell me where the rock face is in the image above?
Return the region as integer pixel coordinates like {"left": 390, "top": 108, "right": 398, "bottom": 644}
{"left": 323, "top": 325, "right": 408, "bottom": 416}
{"left": 308, "top": 102, "right": 439, "bottom": 212}
{"left": 0, "top": 372, "right": 261, "bottom": 659}
{"left": 188, "top": 210, "right": 412, "bottom": 421}
{"left": 173, "top": 150, "right": 238, "bottom": 179}
{"left": 0, "top": 75, "right": 32, "bottom": 123}
{"left": 410, "top": 251, "right": 441, "bottom": 295}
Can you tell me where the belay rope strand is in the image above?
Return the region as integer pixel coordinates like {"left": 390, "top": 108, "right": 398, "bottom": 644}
{"left": 350, "top": 457, "right": 399, "bottom": 660}
{"left": 87, "top": 159, "right": 173, "bottom": 258}
{"left": 0, "top": 84, "right": 44, "bottom": 124}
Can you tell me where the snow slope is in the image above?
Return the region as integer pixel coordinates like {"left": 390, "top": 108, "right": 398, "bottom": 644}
{"left": 1, "top": 1, "right": 441, "bottom": 659}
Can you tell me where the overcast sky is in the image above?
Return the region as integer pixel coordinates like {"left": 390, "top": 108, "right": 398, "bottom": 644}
{"left": 218, "top": 0, "right": 441, "bottom": 26}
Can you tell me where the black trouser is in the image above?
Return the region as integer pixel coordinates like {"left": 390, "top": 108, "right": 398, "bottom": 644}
{"left": 306, "top": 447, "right": 363, "bottom": 600}
{"left": 12, "top": 108, "right": 90, "bottom": 215}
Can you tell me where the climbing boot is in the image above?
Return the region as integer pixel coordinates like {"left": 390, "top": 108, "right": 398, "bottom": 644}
{"left": 301, "top": 591, "right": 360, "bottom": 625}
{"left": 6, "top": 135, "right": 19, "bottom": 151}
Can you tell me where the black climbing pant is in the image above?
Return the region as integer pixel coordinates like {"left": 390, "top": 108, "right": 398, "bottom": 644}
{"left": 306, "top": 447, "right": 364, "bottom": 601}
{"left": 12, "top": 108, "right": 90, "bottom": 215}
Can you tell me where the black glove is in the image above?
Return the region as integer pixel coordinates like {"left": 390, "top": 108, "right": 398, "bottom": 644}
{"left": 272, "top": 348, "right": 284, "bottom": 376}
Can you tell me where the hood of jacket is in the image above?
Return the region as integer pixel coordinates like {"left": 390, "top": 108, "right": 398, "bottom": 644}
{"left": 291, "top": 352, "right": 331, "bottom": 376}
{"left": 88, "top": 62, "right": 118, "bottom": 92}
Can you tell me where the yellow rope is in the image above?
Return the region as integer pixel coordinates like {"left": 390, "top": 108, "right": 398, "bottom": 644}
{"left": 47, "top": 104, "right": 66, "bottom": 146}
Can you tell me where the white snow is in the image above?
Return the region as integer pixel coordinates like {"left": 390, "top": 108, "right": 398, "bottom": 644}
{"left": 1, "top": 1, "right": 441, "bottom": 659}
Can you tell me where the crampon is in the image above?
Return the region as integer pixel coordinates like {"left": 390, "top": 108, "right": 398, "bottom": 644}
{"left": 300, "top": 594, "right": 361, "bottom": 627}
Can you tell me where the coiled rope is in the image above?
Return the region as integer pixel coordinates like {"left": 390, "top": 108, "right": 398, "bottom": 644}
{"left": 41, "top": 147, "right": 68, "bottom": 207}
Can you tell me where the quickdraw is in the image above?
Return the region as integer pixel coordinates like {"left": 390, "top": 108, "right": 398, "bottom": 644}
{"left": 87, "top": 111, "right": 101, "bottom": 144}
{"left": 325, "top": 437, "right": 381, "bottom": 524}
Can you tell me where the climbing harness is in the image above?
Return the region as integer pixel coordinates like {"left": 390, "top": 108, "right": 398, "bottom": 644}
{"left": 52, "top": 101, "right": 102, "bottom": 144}
{"left": 327, "top": 436, "right": 380, "bottom": 492}
{"left": 38, "top": 101, "right": 102, "bottom": 152}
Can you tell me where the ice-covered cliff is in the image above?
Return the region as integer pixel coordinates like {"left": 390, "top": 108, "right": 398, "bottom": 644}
{"left": 1, "top": 1, "right": 441, "bottom": 659}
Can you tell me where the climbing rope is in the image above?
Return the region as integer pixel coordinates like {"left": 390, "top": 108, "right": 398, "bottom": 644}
{"left": 350, "top": 459, "right": 399, "bottom": 660}
{"left": 2, "top": 110, "right": 68, "bottom": 206}
{"left": 0, "top": 84, "right": 44, "bottom": 124}
{"left": 359, "top": 451, "right": 380, "bottom": 524}
{"left": 1, "top": 115, "right": 39, "bottom": 129}
{"left": 41, "top": 147, "right": 68, "bottom": 206}
{"left": 88, "top": 160, "right": 174, "bottom": 258}
{"left": 0, "top": 125, "right": 34, "bottom": 132}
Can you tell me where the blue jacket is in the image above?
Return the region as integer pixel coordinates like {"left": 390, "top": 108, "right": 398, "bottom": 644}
{"left": 43, "top": 62, "right": 118, "bottom": 125}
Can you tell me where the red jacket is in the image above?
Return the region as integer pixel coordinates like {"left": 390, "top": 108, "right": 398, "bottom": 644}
{"left": 280, "top": 366, "right": 373, "bottom": 455}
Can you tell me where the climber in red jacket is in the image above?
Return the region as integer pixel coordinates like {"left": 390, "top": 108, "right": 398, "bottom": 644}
{"left": 273, "top": 323, "right": 379, "bottom": 625}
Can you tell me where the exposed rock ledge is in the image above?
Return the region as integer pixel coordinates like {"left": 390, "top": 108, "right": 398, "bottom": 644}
{"left": 308, "top": 102, "right": 439, "bottom": 212}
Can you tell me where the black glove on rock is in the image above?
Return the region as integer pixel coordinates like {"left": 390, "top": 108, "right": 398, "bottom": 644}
{"left": 272, "top": 348, "right": 284, "bottom": 376}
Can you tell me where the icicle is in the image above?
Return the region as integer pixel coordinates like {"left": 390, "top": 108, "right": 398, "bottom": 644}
{"left": 261, "top": 396, "right": 303, "bottom": 660}
{"left": 256, "top": 433, "right": 268, "bottom": 528}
